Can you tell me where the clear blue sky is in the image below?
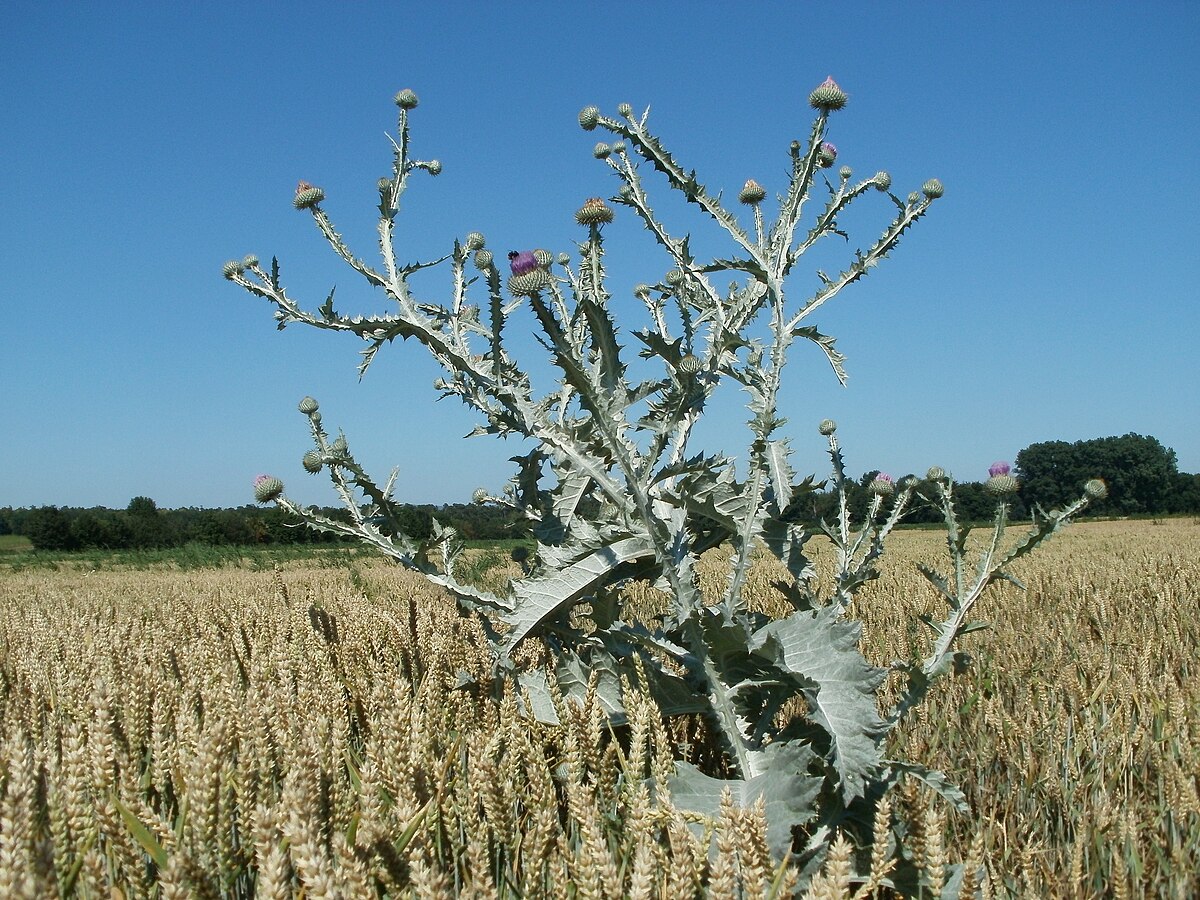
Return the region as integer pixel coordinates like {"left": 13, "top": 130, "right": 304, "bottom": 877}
{"left": 3, "top": 2, "right": 1197, "bottom": 510}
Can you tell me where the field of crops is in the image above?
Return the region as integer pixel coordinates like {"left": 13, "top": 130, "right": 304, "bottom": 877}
{"left": 1, "top": 519, "right": 1197, "bottom": 898}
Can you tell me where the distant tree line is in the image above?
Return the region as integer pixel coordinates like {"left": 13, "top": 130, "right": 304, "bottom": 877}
{"left": 792, "top": 433, "right": 1197, "bottom": 526}
{"left": 1, "top": 434, "right": 1196, "bottom": 552}
{"left": 0, "top": 496, "right": 526, "bottom": 552}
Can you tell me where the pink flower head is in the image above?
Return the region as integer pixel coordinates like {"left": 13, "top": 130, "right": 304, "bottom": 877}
{"left": 820, "top": 76, "right": 840, "bottom": 91}
{"left": 296, "top": 180, "right": 314, "bottom": 194}
{"left": 876, "top": 472, "right": 892, "bottom": 483}
{"left": 821, "top": 142, "right": 837, "bottom": 157}
{"left": 988, "top": 461, "right": 1011, "bottom": 477}
{"left": 508, "top": 250, "right": 538, "bottom": 275}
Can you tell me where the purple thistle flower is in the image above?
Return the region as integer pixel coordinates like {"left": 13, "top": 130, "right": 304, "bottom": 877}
{"left": 876, "top": 472, "right": 892, "bottom": 483}
{"left": 508, "top": 250, "right": 538, "bottom": 275}
{"left": 988, "top": 461, "right": 1011, "bottom": 477}
{"left": 821, "top": 142, "right": 837, "bottom": 157}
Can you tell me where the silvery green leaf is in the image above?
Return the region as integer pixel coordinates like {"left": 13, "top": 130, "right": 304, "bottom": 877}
{"left": 650, "top": 452, "right": 732, "bottom": 486}
{"left": 761, "top": 518, "right": 817, "bottom": 593}
{"left": 318, "top": 287, "right": 338, "bottom": 321}
{"left": 791, "top": 325, "right": 848, "bottom": 385}
{"left": 577, "top": 282, "right": 627, "bottom": 398}
{"left": 666, "top": 743, "right": 823, "bottom": 857}
{"left": 670, "top": 468, "right": 749, "bottom": 534}
{"left": 633, "top": 329, "right": 685, "bottom": 364}
{"left": 515, "top": 670, "right": 560, "bottom": 725}
{"left": 764, "top": 439, "right": 795, "bottom": 512}
{"left": 916, "top": 563, "right": 954, "bottom": 603}
{"left": 553, "top": 649, "right": 626, "bottom": 722}
{"left": 500, "top": 534, "right": 656, "bottom": 652}
{"left": 549, "top": 461, "right": 592, "bottom": 533}
{"left": 750, "top": 606, "right": 887, "bottom": 803}
{"left": 879, "top": 761, "right": 968, "bottom": 812}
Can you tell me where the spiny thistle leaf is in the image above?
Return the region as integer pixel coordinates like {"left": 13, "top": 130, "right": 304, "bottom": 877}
{"left": 667, "top": 743, "right": 823, "bottom": 856}
{"left": 792, "top": 325, "right": 848, "bottom": 385}
{"left": 500, "top": 533, "right": 657, "bottom": 652}
{"left": 750, "top": 606, "right": 887, "bottom": 803}
{"left": 764, "top": 439, "right": 796, "bottom": 512}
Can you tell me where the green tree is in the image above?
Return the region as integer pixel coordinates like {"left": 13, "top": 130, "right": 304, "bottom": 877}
{"left": 1016, "top": 434, "right": 1178, "bottom": 515}
{"left": 25, "top": 506, "right": 78, "bottom": 551}
{"left": 125, "top": 496, "right": 177, "bottom": 549}
{"left": 1165, "top": 472, "right": 1200, "bottom": 514}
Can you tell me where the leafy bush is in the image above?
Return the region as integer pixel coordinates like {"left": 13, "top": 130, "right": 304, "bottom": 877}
{"left": 228, "top": 82, "right": 1103, "bottom": 889}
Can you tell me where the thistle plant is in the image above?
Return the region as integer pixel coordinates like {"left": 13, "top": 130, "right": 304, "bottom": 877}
{"left": 225, "top": 82, "right": 1104, "bottom": 885}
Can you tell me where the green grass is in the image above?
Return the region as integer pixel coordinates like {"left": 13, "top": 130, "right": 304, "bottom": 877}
{"left": 0, "top": 537, "right": 534, "bottom": 573}
{"left": 0, "top": 541, "right": 369, "bottom": 572}
{"left": 0, "top": 534, "right": 33, "bottom": 555}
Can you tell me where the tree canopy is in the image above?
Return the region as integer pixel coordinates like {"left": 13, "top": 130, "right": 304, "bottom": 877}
{"left": 1016, "top": 433, "right": 1179, "bottom": 515}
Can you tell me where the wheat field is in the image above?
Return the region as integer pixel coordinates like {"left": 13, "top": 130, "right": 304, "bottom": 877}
{"left": 0, "top": 519, "right": 1197, "bottom": 898}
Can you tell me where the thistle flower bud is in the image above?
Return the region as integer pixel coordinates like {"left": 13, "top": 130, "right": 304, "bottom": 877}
{"left": 557, "top": 252, "right": 570, "bottom": 266}
{"left": 507, "top": 269, "right": 551, "bottom": 296}
{"left": 579, "top": 106, "right": 600, "bottom": 130}
{"left": 330, "top": 436, "right": 348, "bottom": 455}
{"left": 899, "top": 475, "right": 919, "bottom": 490}
{"left": 298, "top": 396, "right": 319, "bottom": 415}
{"left": 473, "top": 249, "right": 493, "bottom": 270}
{"left": 465, "top": 231, "right": 486, "bottom": 251}
{"left": 618, "top": 184, "right": 634, "bottom": 200}
{"left": 253, "top": 475, "right": 284, "bottom": 503}
{"left": 907, "top": 192, "right": 922, "bottom": 206}
{"left": 985, "top": 474, "right": 1020, "bottom": 496}
{"left": 873, "top": 171, "right": 891, "bottom": 191}
{"left": 508, "top": 250, "right": 538, "bottom": 275}
{"left": 242, "top": 254, "right": 259, "bottom": 269}
{"left": 922, "top": 178, "right": 944, "bottom": 199}
{"left": 1084, "top": 478, "right": 1108, "bottom": 500}
{"left": 222, "top": 260, "right": 244, "bottom": 279}
{"left": 739, "top": 179, "right": 766, "bottom": 204}
{"left": 926, "top": 466, "right": 946, "bottom": 482}
{"left": 426, "top": 160, "right": 442, "bottom": 176}
{"left": 988, "top": 461, "right": 1011, "bottom": 477}
{"left": 532, "top": 248, "right": 554, "bottom": 268}
{"left": 294, "top": 181, "right": 324, "bottom": 209}
{"left": 394, "top": 88, "right": 419, "bottom": 109}
{"left": 665, "top": 269, "right": 684, "bottom": 286}
{"left": 611, "top": 140, "right": 626, "bottom": 154}
{"left": 378, "top": 177, "right": 392, "bottom": 195}
{"left": 809, "top": 76, "right": 848, "bottom": 112}
{"left": 869, "top": 473, "right": 895, "bottom": 496}
{"left": 302, "top": 451, "right": 324, "bottom": 474}
{"left": 575, "top": 197, "right": 615, "bottom": 225}
{"left": 617, "top": 102, "right": 633, "bottom": 118}
{"left": 817, "top": 142, "right": 838, "bottom": 167}
{"left": 818, "top": 419, "right": 837, "bottom": 436}
{"left": 633, "top": 283, "right": 651, "bottom": 297}
{"left": 472, "top": 488, "right": 489, "bottom": 504}
{"left": 838, "top": 166, "right": 852, "bottom": 180}
{"left": 593, "top": 142, "right": 611, "bottom": 159}
{"left": 677, "top": 354, "right": 701, "bottom": 375}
